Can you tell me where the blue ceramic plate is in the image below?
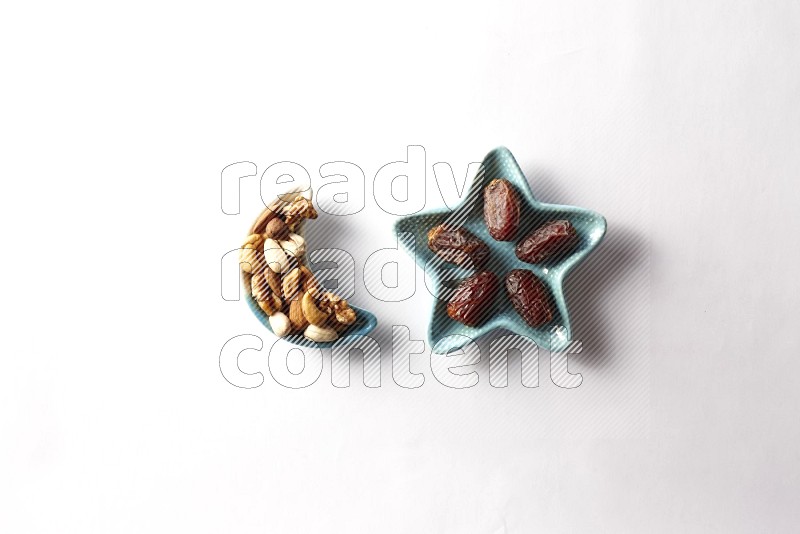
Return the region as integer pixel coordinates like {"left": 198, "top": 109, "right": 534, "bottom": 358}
{"left": 243, "top": 217, "right": 378, "bottom": 348}
{"left": 244, "top": 289, "right": 377, "bottom": 348}
{"left": 394, "top": 147, "right": 606, "bottom": 354}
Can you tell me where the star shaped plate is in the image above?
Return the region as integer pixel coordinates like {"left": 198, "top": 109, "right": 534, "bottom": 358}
{"left": 394, "top": 147, "right": 607, "bottom": 354}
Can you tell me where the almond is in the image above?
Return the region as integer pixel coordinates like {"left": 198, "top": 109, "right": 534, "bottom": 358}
{"left": 265, "top": 268, "right": 281, "bottom": 297}
{"left": 250, "top": 272, "right": 268, "bottom": 302}
{"left": 282, "top": 267, "right": 301, "bottom": 302}
{"left": 288, "top": 299, "right": 308, "bottom": 331}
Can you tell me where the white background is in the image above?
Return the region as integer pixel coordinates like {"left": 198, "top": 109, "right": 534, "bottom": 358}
{"left": 2, "top": 1, "right": 800, "bottom": 532}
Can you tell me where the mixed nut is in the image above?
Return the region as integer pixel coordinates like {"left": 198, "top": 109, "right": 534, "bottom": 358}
{"left": 239, "top": 190, "right": 358, "bottom": 343}
{"left": 429, "top": 178, "right": 579, "bottom": 328}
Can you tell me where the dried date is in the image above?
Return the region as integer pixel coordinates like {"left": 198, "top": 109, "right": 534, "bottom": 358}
{"left": 447, "top": 271, "right": 499, "bottom": 326}
{"left": 515, "top": 220, "right": 577, "bottom": 263}
{"left": 504, "top": 269, "right": 553, "bottom": 327}
{"left": 483, "top": 179, "right": 520, "bottom": 241}
{"left": 427, "top": 224, "right": 489, "bottom": 268}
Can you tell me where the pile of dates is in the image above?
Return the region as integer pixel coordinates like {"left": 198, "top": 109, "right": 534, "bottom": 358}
{"left": 240, "top": 189, "right": 357, "bottom": 343}
{"left": 428, "top": 178, "right": 577, "bottom": 328}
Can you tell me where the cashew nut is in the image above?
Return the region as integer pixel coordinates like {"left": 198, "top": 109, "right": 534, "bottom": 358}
{"left": 304, "top": 324, "right": 338, "bottom": 343}
{"left": 301, "top": 290, "right": 330, "bottom": 327}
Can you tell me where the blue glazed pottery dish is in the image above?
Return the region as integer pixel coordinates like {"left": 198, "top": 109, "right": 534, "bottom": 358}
{"left": 241, "top": 192, "right": 377, "bottom": 348}
{"left": 394, "top": 146, "right": 606, "bottom": 354}
{"left": 244, "top": 288, "right": 377, "bottom": 349}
